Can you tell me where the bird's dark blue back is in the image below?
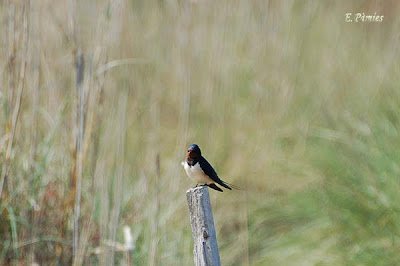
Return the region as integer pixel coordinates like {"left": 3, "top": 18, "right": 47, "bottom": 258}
{"left": 199, "top": 156, "right": 222, "bottom": 183}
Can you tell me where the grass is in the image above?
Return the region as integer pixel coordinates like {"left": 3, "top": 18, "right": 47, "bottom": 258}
{"left": 1, "top": 0, "right": 400, "bottom": 265}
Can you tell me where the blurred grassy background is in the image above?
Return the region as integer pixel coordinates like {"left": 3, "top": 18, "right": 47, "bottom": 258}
{"left": 1, "top": 0, "right": 400, "bottom": 265}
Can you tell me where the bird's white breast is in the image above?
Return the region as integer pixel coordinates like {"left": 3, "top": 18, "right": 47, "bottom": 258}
{"left": 182, "top": 161, "right": 214, "bottom": 184}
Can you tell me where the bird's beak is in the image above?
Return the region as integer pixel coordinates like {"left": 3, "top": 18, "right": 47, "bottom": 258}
{"left": 187, "top": 149, "right": 193, "bottom": 158}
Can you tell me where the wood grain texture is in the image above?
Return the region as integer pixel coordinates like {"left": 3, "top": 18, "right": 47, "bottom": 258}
{"left": 186, "top": 186, "right": 221, "bottom": 266}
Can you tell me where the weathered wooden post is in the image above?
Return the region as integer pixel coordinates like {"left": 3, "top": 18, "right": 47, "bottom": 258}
{"left": 186, "top": 186, "right": 221, "bottom": 266}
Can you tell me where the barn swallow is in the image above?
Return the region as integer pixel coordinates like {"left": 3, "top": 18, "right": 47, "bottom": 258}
{"left": 182, "top": 144, "right": 236, "bottom": 192}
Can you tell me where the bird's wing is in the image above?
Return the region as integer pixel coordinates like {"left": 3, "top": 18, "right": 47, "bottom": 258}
{"left": 199, "top": 157, "right": 232, "bottom": 190}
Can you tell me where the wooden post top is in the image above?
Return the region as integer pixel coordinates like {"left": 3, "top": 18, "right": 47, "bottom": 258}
{"left": 186, "top": 186, "right": 221, "bottom": 266}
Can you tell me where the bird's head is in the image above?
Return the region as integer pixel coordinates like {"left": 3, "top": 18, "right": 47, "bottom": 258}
{"left": 187, "top": 144, "right": 201, "bottom": 159}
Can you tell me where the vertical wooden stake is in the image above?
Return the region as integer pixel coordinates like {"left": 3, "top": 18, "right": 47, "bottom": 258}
{"left": 186, "top": 186, "right": 221, "bottom": 266}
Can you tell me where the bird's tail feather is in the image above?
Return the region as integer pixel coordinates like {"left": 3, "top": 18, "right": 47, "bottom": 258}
{"left": 223, "top": 182, "right": 242, "bottom": 190}
{"left": 208, "top": 184, "right": 223, "bottom": 192}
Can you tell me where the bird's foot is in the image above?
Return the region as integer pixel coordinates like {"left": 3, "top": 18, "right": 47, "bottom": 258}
{"left": 193, "top": 184, "right": 208, "bottom": 188}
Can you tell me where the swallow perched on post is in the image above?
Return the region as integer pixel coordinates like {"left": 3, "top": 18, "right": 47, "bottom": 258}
{"left": 182, "top": 144, "right": 236, "bottom": 192}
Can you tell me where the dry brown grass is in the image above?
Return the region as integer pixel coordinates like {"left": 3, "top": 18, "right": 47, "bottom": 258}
{"left": 1, "top": 0, "right": 400, "bottom": 265}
